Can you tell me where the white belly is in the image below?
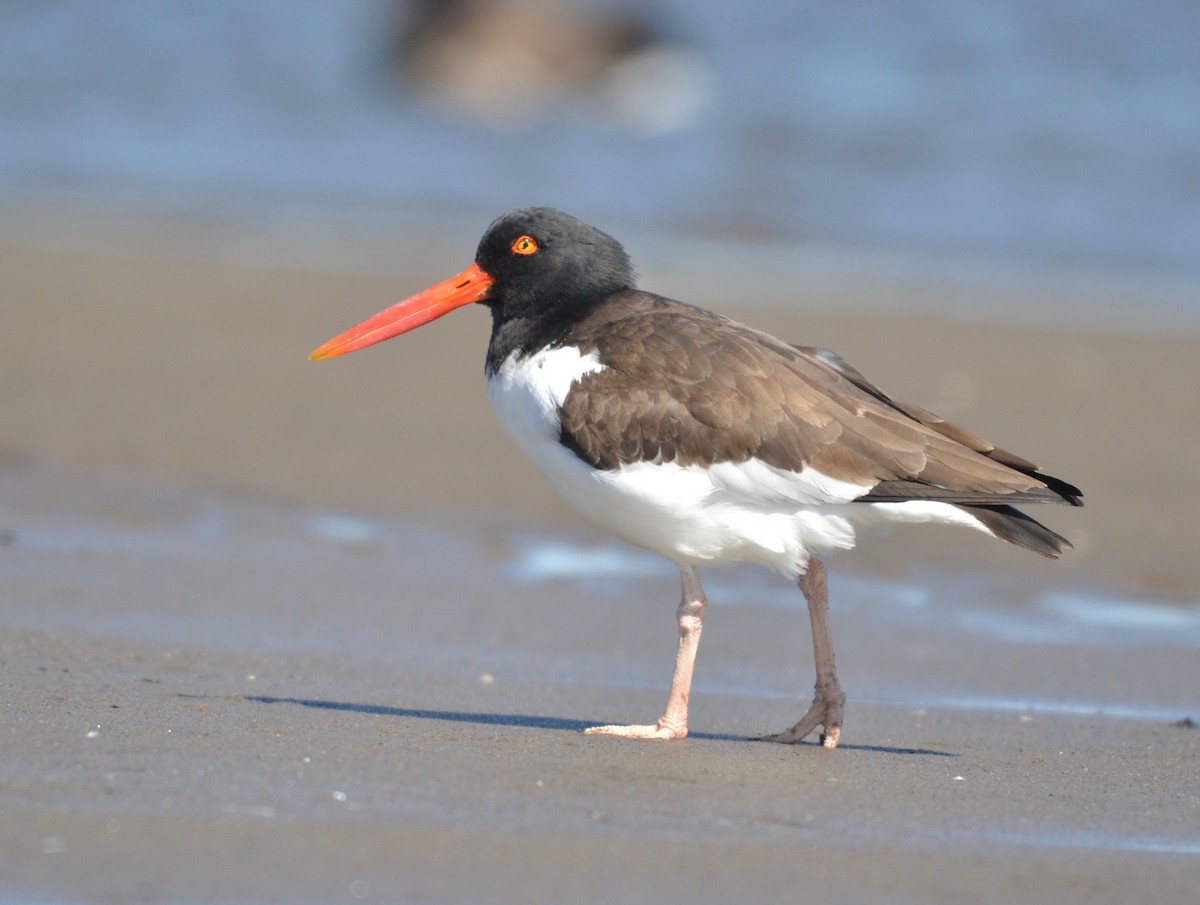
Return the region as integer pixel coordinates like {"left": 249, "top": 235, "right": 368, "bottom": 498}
{"left": 488, "top": 346, "right": 988, "bottom": 577}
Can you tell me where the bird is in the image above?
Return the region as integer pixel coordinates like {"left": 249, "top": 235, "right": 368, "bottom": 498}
{"left": 309, "top": 207, "right": 1082, "bottom": 748}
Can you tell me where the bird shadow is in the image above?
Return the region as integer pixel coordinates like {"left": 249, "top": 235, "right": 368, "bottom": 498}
{"left": 240, "top": 694, "right": 956, "bottom": 757}
{"left": 245, "top": 694, "right": 595, "bottom": 732}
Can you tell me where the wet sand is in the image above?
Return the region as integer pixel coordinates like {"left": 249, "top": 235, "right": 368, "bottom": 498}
{"left": 2, "top": 216, "right": 1198, "bottom": 903}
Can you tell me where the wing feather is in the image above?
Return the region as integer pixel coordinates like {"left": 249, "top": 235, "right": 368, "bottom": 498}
{"left": 557, "top": 293, "right": 1081, "bottom": 508}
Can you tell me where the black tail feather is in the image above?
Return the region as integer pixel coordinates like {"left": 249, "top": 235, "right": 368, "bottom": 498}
{"left": 961, "top": 504, "right": 1073, "bottom": 559}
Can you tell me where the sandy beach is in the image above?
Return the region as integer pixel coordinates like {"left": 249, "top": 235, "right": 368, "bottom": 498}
{"left": 2, "top": 215, "right": 1198, "bottom": 903}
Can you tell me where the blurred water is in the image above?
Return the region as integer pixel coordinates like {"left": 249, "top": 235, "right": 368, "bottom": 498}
{"left": 1, "top": 0, "right": 1197, "bottom": 305}
{"left": 508, "top": 537, "right": 1200, "bottom": 648}
{"left": 11, "top": 490, "right": 1199, "bottom": 707}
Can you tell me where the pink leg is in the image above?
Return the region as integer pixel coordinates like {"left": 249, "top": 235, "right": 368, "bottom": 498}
{"left": 759, "top": 557, "right": 846, "bottom": 748}
{"left": 584, "top": 566, "right": 707, "bottom": 740}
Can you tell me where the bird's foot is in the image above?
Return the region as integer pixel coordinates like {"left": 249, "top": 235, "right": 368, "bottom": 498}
{"left": 758, "top": 681, "right": 845, "bottom": 748}
{"left": 583, "top": 719, "right": 686, "bottom": 740}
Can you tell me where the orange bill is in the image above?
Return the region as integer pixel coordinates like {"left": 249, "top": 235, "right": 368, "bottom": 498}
{"left": 309, "top": 263, "right": 494, "bottom": 360}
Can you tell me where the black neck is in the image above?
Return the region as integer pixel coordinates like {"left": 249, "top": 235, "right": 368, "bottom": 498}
{"left": 483, "top": 293, "right": 603, "bottom": 376}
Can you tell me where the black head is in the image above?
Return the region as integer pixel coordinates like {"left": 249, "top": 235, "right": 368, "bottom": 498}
{"left": 475, "top": 207, "right": 636, "bottom": 325}
{"left": 309, "top": 207, "right": 636, "bottom": 369}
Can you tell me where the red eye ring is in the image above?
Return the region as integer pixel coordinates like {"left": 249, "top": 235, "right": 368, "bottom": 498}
{"left": 511, "top": 235, "right": 539, "bottom": 255}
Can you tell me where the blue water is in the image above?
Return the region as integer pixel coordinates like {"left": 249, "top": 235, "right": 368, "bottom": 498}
{"left": 508, "top": 537, "right": 1200, "bottom": 649}
{"left": 2, "top": 0, "right": 1197, "bottom": 310}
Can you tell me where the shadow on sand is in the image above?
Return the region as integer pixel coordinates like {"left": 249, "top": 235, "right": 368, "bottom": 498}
{"left": 241, "top": 694, "right": 956, "bottom": 757}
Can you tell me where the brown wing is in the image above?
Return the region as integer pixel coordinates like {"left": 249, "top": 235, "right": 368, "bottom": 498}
{"left": 793, "top": 345, "right": 1082, "bottom": 505}
{"left": 558, "top": 292, "right": 1081, "bottom": 507}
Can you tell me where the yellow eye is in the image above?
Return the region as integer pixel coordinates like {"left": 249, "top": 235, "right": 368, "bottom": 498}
{"left": 511, "top": 235, "right": 539, "bottom": 255}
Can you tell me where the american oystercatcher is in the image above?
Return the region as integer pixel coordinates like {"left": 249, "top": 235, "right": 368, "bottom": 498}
{"left": 310, "top": 207, "right": 1082, "bottom": 748}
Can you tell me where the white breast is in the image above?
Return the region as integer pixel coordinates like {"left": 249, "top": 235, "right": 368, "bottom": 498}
{"left": 488, "top": 346, "right": 991, "bottom": 577}
{"left": 487, "top": 344, "right": 606, "bottom": 455}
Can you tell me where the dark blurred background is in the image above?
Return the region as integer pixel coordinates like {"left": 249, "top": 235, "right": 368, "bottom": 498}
{"left": 2, "top": 0, "right": 1197, "bottom": 327}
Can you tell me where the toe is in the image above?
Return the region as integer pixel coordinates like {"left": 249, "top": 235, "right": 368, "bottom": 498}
{"left": 583, "top": 723, "right": 686, "bottom": 740}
